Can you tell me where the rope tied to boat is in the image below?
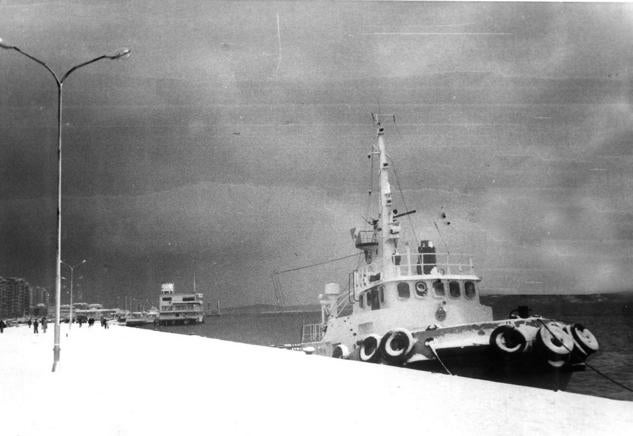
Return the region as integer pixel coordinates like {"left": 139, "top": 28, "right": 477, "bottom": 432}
{"left": 425, "top": 338, "right": 452, "bottom": 376}
{"left": 536, "top": 318, "right": 633, "bottom": 394}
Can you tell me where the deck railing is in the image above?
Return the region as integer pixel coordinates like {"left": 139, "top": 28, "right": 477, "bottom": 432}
{"left": 392, "top": 251, "right": 475, "bottom": 276}
{"left": 301, "top": 322, "right": 324, "bottom": 343}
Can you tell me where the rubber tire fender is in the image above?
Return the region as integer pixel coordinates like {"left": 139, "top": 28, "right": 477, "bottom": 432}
{"left": 359, "top": 334, "right": 381, "bottom": 363}
{"left": 489, "top": 325, "right": 527, "bottom": 355}
{"left": 332, "top": 344, "right": 350, "bottom": 359}
{"left": 380, "top": 328, "right": 415, "bottom": 365}
{"left": 534, "top": 322, "right": 574, "bottom": 368}
{"left": 567, "top": 323, "right": 599, "bottom": 355}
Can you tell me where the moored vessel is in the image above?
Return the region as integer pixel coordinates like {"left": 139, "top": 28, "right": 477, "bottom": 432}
{"left": 158, "top": 282, "right": 205, "bottom": 326}
{"left": 295, "top": 115, "right": 599, "bottom": 390}
{"left": 125, "top": 311, "right": 158, "bottom": 327}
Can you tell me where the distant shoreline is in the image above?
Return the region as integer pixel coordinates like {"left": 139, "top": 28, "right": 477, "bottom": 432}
{"left": 213, "top": 292, "right": 633, "bottom": 317}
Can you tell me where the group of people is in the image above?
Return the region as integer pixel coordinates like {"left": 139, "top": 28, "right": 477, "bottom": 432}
{"left": 27, "top": 317, "right": 48, "bottom": 334}
{"left": 0, "top": 316, "right": 111, "bottom": 333}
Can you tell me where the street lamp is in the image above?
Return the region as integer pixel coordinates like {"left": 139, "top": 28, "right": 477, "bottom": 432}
{"left": 0, "top": 38, "right": 130, "bottom": 372}
{"left": 62, "top": 259, "right": 86, "bottom": 332}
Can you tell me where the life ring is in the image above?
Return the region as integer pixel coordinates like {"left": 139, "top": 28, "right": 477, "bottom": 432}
{"left": 563, "top": 323, "right": 599, "bottom": 363}
{"left": 489, "top": 325, "right": 527, "bottom": 355}
{"left": 534, "top": 322, "right": 574, "bottom": 368}
{"left": 359, "top": 334, "right": 381, "bottom": 363}
{"left": 379, "top": 328, "right": 415, "bottom": 364}
{"left": 332, "top": 344, "right": 350, "bottom": 359}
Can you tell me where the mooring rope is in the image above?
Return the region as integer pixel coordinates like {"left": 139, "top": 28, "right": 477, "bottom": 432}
{"left": 425, "top": 339, "right": 453, "bottom": 375}
{"left": 536, "top": 318, "right": 633, "bottom": 394}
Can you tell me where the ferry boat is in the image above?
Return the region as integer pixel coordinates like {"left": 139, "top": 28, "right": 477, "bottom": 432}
{"left": 158, "top": 283, "right": 205, "bottom": 326}
{"left": 296, "top": 114, "right": 599, "bottom": 390}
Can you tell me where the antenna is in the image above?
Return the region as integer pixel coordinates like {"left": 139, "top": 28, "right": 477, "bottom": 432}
{"left": 371, "top": 113, "right": 396, "bottom": 126}
{"left": 433, "top": 220, "right": 451, "bottom": 255}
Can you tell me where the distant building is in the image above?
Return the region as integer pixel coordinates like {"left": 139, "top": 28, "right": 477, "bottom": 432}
{"left": 29, "top": 286, "right": 50, "bottom": 314}
{"left": 0, "top": 277, "right": 31, "bottom": 318}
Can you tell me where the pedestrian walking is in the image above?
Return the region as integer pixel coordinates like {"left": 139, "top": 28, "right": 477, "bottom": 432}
{"left": 27, "top": 318, "right": 32, "bottom": 328}
{"left": 41, "top": 317, "right": 48, "bottom": 333}
{"left": 0, "top": 319, "right": 6, "bottom": 333}
{"left": 33, "top": 319, "right": 39, "bottom": 334}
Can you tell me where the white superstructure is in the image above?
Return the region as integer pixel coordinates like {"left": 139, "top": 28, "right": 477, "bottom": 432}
{"left": 158, "top": 282, "right": 204, "bottom": 325}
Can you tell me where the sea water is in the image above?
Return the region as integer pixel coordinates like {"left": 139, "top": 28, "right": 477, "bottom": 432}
{"left": 145, "top": 303, "right": 633, "bottom": 401}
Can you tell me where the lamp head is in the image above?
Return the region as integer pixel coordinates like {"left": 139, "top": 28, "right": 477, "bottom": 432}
{"left": 0, "top": 38, "right": 15, "bottom": 50}
{"left": 108, "top": 48, "right": 131, "bottom": 60}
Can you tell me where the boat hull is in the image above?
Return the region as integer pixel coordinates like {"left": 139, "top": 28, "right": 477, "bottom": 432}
{"left": 125, "top": 319, "right": 154, "bottom": 327}
{"left": 157, "top": 315, "right": 204, "bottom": 326}
{"left": 310, "top": 317, "right": 594, "bottom": 391}
{"left": 404, "top": 345, "right": 577, "bottom": 390}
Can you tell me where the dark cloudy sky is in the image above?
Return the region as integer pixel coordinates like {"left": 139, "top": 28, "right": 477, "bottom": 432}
{"left": 1, "top": 1, "right": 633, "bottom": 308}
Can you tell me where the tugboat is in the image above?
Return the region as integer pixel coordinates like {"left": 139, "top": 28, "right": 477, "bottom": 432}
{"left": 298, "top": 114, "right": 599, "bottom": 390}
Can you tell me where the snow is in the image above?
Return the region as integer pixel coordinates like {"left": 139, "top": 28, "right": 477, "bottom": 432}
{"left": 1, "top": 324, "right": 632, "bottom": 436}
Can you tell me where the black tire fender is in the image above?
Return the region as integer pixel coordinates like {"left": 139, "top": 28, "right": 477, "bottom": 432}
{"left": 489, "top": 325, "right": 527, "bottom": 355}
{"left": 379, "top": 328, "right": 415, "bottom": 364}
{"left": 332, "top": 344, "right": 350, "bottom": 359}
{"left": 359, "top": 334, "right": 381, "bottom": 363}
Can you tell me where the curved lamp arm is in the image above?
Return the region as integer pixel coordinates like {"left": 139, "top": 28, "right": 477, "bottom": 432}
{"left": 0, "top": 39, "right": 131, "bottom": 85}
{"left": 0, "top": 40, "right": 60, "bottom": 85}
{"left": 60, "top": 48, "right": 131, "bottom": 83}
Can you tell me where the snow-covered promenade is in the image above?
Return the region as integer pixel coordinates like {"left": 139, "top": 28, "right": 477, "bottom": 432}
{"left": 1, "top": 324, "right": 632, "bottom": 436}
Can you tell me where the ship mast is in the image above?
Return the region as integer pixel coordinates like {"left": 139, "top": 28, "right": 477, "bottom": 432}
{"left": 373, "top": 114, "right": 399, "bottom": 281}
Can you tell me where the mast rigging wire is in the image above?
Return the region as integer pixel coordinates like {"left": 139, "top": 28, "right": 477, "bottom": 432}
{"left": 392, "top": 117, "right": 451, "bottom": 252}
{"left": 433, "top": 220, "right": 451, "bottom": 256}
{"left": 274, "top": 253, "right": 361, "bottom": 275}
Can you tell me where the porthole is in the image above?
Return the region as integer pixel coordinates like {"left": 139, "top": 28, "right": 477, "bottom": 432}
{"left": 465, "top": 281, "right": 476, "bottom": 299}
{"left": 397, "top": 282, "right": 410, "bottom": 299}
{"left": 415, "top": 281, "right": 428, "bottom": 297}
{"left": 432, "top": 280, "right": 445, "bottom": 297}
{"left": 449, "top": 281, "right": 461, "bottom": 298}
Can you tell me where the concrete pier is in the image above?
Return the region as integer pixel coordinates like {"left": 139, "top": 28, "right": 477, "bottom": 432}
{"left": 1, "top": 324, "right": 631, "bottom": 435}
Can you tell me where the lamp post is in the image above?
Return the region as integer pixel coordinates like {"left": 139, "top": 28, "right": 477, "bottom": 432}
{"left": 62, "top": 259, "right": 86, "bottom": 332}
{"left": 0, "top": 38, "right": 130, "bottom": 372}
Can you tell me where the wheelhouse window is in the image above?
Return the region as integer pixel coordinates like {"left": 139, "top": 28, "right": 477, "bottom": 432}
{"left": 415, "top": 281, "right": 428, "bottom": 298}
{"left": 432, "top": 280, "right": 445, "bottom": 297}
{"left": 368, "top": 288, "right": 380, "bottom": 310}
{"left": 379, "top": 285, "right": 384, "bottom": 303}
{"left": 359, "top": 293, "right": 365, "bottom": 308}
{"left": 397, "top": 282, "right": 410, "bottom": 299}
{"left": 465, "top": 281, "right": 477, "bottom": 299}
{"left": 449, "top": 281, "right": 461, "bottom": 298}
